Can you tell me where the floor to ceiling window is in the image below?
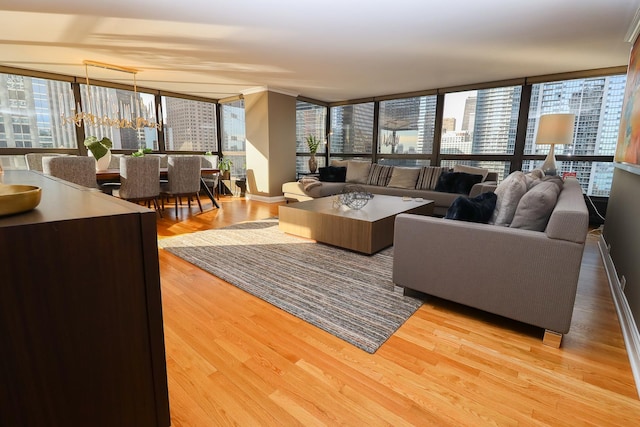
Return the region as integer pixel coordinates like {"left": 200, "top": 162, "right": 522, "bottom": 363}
{"left": 330, "top": 102, "right": 375, "bottom": 162}
{"left": 220, "top": 99, "right": 246, "bottom": 178}
{"left": 377, "top": 95, "right": 437, "bottom": 168}
{"left": 441, "top": 86, "right": 522, "bottom": 181}
{"left": 79, "top": 84, "right": 159, "bottom": 151}
{"left": 296, "top": 100, "right": 327, "bottom": 175}
{"left": 523, "top": 75, "right": 627, "bottom": 196}
{"left": 162, "top": 96, "right": 218, "bottom": 153}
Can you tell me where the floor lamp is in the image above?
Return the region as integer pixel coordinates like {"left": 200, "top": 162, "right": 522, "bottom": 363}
{"left": 535, "top": 113, "right": 575, "bottom": 176}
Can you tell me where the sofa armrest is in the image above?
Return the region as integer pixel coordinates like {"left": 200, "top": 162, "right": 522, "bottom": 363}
{"left": 469, "top": 181, "right": 497, "bottom": 198}
{"left": 545, "top": 178, "right": 589, "bottom": 243}
{"left": 392, "top": 214, "right": 585, "bottom": 334}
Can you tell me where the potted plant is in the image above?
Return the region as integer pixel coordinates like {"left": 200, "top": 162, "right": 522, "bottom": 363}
{"left": 306, "top": 135, "right": 321, "bottom": 173}
{"left": 84, "top": 136, "right": 113, "bottom": 171}
{"left": 218, "top": 157, "right": 233, "bottom": 180}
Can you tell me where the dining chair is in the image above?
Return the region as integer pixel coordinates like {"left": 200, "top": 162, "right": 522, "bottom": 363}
{"left": 108, "top": 153, "right": 123, "bottom": 169}
{"left": 161, "top": 155, "right": 203, "bottom": 217}
{"left": 25, "top": 153, "right": 66, "bottom": 172}
{"left": 200, "top": 155, "right": 220, "bottom": 200}
{"left": 42, "top": 156, "right": 99, "bottom": 189}
{"left": 113, "top": 156, "right": 162, "bottom": 217}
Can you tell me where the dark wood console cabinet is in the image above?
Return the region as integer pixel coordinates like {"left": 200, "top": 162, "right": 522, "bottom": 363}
{"left": 0, "top": 171, "right": 170, "bottom": 426}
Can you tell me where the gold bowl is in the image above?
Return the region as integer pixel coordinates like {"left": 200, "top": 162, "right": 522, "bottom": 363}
{"left": 0, "top": 184, "right": 42, "bottom": 217}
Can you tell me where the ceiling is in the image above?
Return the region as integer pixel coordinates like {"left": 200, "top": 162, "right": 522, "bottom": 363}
{"left": 0, "top": 0, "right": 638, "bottom": 103}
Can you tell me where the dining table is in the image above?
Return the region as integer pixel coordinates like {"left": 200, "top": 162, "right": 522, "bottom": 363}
{"left": 96, "top": 167, "right": 221, "bottom": 209}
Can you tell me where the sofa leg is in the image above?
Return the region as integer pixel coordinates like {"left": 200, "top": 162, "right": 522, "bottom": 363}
{"left": 543, "top": 330, "right": 563, "bottom": 348}
{"left": 402, "top": 287, "right": 424, "bottom": 298}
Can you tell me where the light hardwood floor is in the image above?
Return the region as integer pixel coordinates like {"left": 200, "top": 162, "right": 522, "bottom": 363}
{"left": 156, "top": 197, "right": 640, "bottom": 426}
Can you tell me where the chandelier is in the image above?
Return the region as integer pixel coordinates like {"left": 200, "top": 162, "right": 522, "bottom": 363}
{"left": 60, "top": 60, "right": 162, "bottom": 131}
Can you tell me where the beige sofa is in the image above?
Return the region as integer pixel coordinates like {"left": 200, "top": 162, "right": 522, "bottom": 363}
{"left": 282, "top": 163, "right": 498, "bottom": 216}
{"left": 392, "top": 177, "right": 589, "bottom": 347}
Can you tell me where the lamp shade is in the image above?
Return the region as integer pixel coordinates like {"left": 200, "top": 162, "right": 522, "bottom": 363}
{"left": 535, "top": 113, "right": 575, "bottom": 146}
{"left": 534, "top": 113, "right": 575, "bottom": 176}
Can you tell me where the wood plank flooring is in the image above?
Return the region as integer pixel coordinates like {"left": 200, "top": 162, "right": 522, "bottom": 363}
{"left": 155, "top": 197, "right": 640, "bottom": 426}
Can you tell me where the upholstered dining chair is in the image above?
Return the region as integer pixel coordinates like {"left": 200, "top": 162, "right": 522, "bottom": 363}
{"left": 200, "top": 154, "right": 220, "bottom": 200}
{"left": 42, "top": 156, "right": 98, "bottom": 189}
{"left": 161, "top": 155, "right": 203, "bottom": 217}
{"left": 113, "top": 156, "right": 162, "bottom": 217}
{"left": 25, "top": 153, "right": 66, "bottom": 172}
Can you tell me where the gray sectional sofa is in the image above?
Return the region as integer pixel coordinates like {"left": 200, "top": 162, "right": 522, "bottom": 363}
{"left": 282, "top": 161, "right": 498, "bottom": 216}
{"left": 392, "top": 176, "right": 589, "bottom": 347}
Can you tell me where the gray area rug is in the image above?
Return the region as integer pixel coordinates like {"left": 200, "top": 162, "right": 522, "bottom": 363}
{"left": 158, "top": 218, "right": 423, "bottom": 353}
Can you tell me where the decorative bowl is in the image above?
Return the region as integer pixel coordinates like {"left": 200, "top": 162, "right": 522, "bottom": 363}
{"left": 0, "top": 184, "right": 42, "bottom": 216}
{"left": 340, "top": 184, "right": 373, "bottom": 210}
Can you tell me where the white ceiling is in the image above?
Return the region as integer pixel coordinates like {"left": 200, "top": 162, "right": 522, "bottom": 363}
{"left": 0, "top": 0, "right": 638, "bottom": 103}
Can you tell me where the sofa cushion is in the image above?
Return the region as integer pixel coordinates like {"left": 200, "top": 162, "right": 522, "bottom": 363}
{"left": 453, "top": 164, "right": 490, "bottom": 182}
{"left": 366, "top": 164, "right": 394, "bottom": 186}
{"left": 490, "top": 171, "right": 527, "bottom": 226}
{"left": 445, "top": 192, "right": 498, "bottom": 223}
{"left": 346, "top": 161, "right": 371, "bottom": 184}
{"left": 387, "top": 167, "right": 420, "bottom": 189}
{"left": 434, "top": 172, "right": 483, "bottom": 195}
{"left": 415, "top": 166, "right": 446, "bottom": 190}
{"left": 510, "top": 181, "right": 561, "bottom": 231}
{"left": 319, "top": 166, "right": 347, "bottom": 182}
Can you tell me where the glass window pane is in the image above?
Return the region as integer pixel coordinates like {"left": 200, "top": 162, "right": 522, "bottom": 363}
{"left": 0, "top": 73, "right": 77, "bottom": 149}
{"left": 296, "top": 101, "right": 326, "bottom": 153}
{"left": 525, "top": 75, "right": 626, "bottom": 197}
{"left": 220, "top": 100, "right": 246, "bottom": 178}
{"left": 330, "top": 103, "right": 374, "bottom": 154}
{"left": 162, "top": 96, "right": 217, "bottom": 152}
{"left": 378, "top": 96, "right": 436, "bottom": 155}
{"left": 526, "top": 75, "right": 627, "bottom": 156}
{"left": 79, "top": 84, "right": 159, "bottom": 150}
{"left": 442, "top": 86, "right": 521, "bottom": 155}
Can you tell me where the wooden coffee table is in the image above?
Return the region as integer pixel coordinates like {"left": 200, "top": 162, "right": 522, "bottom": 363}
{"left": 278, "top": 194, "right": 434, "bottom": 254}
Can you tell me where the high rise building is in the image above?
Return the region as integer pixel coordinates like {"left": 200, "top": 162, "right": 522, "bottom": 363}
{"left": 164, "top": 97, "right": 217, "bottom": 152}
{"left": 442, "top": 117, "right": 456, "bottom": 133}
{"left": 461, "top": 96, "right": 477, "bottom": 132}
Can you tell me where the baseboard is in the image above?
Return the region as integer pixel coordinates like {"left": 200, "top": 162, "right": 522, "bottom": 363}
{"left": 598, "top": 235, "right": 640, "bottom": 398}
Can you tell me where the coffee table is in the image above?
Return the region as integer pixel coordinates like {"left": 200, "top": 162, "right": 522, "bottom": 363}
{"left": 278, "top": 194, "right": 434, "bottom": 254}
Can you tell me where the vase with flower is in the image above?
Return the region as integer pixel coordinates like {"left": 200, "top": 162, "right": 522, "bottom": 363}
{"left": 306, "top": 135, "right": 322, "bottom": 173}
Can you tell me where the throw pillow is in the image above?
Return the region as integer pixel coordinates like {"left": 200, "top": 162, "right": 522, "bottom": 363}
{"left": 366, "top": 164, "right": 394, "bottom": 186}
{"left": 510, "top": 181, "right": 561, "bottom": 231}
{"left": 489, "top": 171, "right": 528, "bottom": 226}
{"left": 445, "top": 192, "right": 498, "bottom": 223}
{"left": 434, "top": 172, "right": 483, "bottom": 195}
{"left": 318, "top": 166, "right": 347, "bottom": 182}
{"left": 330, "top": 159, "right": 349, "bottom": 168}
{"left": 345, "top": 161, "right": 371, "bottom": 184}
{"left": 387, "top": 167, "right": 420, "bottom": 189}
{"left": 453, "top": 164, "right": 490, "bottom": 182}
{"left": 415, "top": 166, "right": 446, "bottom": 190}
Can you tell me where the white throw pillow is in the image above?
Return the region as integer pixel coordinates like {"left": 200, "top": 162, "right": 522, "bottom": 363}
{"left": 453, "top": 164, "right": 489, "bottom": 182}
{"left": 510, "top": 181, "right": 561, "bottom": 231}
{"left": 489, "top": 171, "right": 528, "bottom": 226}
{"left": 346, "top": 161, "right": 371, "bottom": 184}
{"left": 387, "top": 167, "right": 420, "bottom": 189}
